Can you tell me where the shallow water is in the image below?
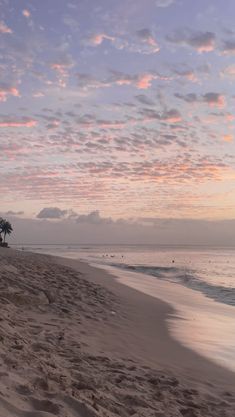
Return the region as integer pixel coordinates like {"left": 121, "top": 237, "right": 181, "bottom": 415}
{"left": 105, "top": 265, "right": 235, "bottom": 372}
{"left": 17, "top": 244, "right": 235, "bottom": 371}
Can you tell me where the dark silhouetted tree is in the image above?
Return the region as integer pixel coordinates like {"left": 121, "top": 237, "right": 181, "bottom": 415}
{"left": 1, "top": 220, "right": 13, "bottom": 243}
{"left": 0, "top": 218, "right": 4, "bottom": 243}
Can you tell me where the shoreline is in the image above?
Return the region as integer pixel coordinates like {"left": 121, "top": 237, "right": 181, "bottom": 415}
{"left": 99, "top": 263, "right": 235, "bottom": 373}
{"left": 0, "top": 247, "right": 234, "bottom": 417}
{"left": 55, "top": 255, "right": 235, "bottom": 387}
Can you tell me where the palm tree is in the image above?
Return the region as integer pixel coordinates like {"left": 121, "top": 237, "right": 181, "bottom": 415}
{"left": 0, "top": 218, "right": 4, "bottom": 243}
{"left": 1, "top": 220, "right": 13, "bottom": 243}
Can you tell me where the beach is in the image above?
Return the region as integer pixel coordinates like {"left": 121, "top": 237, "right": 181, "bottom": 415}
{"left": 0, "top": 247, "right": 234, "bottom": 417}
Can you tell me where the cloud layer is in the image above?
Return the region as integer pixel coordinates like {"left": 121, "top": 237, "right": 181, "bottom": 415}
{"left": 0, "top": 0, "right": 234, "bottom": 226}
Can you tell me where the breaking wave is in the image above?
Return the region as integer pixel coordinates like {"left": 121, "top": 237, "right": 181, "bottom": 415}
{"left": 111, "top": 263, "right": 235, "bottom": 307}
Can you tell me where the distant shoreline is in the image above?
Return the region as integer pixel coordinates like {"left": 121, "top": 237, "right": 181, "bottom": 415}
{"left": 10, "top": 242, "right": 235, "bottom": 249}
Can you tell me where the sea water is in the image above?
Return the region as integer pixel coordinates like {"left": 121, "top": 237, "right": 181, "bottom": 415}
{"left": 17, "top": 244, "right": 235, "bottom": 371}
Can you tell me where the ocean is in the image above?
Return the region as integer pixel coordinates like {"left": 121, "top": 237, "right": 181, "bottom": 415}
{"left": 16, "top": 244, "right": 235, "bottom": 372}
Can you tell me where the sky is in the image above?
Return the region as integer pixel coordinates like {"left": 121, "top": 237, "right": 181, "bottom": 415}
{"left": 0, "top": 0, "right": 235, "bottom": 243}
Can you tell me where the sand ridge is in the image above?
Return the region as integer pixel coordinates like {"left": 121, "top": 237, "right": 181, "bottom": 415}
{"left": 0, "top": 248, "right": 234, "bottom": 417}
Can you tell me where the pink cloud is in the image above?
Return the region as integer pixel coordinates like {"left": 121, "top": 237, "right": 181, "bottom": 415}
{"left": 0, "top": 118, "right": 37, "bottom": 128}
{"left": 50, "top": 60, "right": 73, "bottom": 87}
{"left": 89, "top": 33, "right": 115, "bottom": 46}
{"left": 223, "top": 134, "right": 233, "bottom": 142}
{"left": 46, "top": 119, "right": 60, "bottom": 129}
{"left": 136, "top": 74, "right": 156, "bottom": 89}
{"left": 145, "top": 36, "right": 159, "bottom": 50}
{"left": 225, "top": 113, "right": 235, "bottom": 122}
{"left": 50, "top": 63, "right": 68, "bottom": 76}
{"left": 115, "top": 78, "right": 132, "bottom": 86}
{"left": 0, "top": 87, "right": 20, "bottom": 102}
{"left": 112, "top": 72, "right": 158, "bottom": 89}
{"left": 197, "top": 44, "right": 214, "bottom": 53}
{"left": 76, "top": 70, "right": 169, "bottom": 92}
{"left": 181, "top": 70, "right": 198, "bottom": 82}
{"left": 22, "top": 9, "right": 31, "bottom": 18}
{"left": 0, "top": 21, "right": 12, "bottom": 34}
{"left": 33, "top": 92, "right": 45, "bottom": 98}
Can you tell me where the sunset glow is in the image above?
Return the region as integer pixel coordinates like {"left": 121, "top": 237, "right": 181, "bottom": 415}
{"left": 0, "top": 0, "right": 235, "bottom": 223}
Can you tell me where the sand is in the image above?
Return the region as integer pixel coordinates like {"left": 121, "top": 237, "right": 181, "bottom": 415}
{"left": 0, "top": 247, "right": 234, "bottom": 417}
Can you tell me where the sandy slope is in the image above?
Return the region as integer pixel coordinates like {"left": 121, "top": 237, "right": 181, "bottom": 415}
{"left": 0, "top": 248, "right": 234, "bottom": 417}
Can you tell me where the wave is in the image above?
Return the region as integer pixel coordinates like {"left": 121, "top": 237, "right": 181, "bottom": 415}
{"left": 111, "top": 263, "right": 235, "bottom": 307}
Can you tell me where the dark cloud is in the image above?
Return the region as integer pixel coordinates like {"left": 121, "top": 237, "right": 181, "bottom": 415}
{"left": 221, "top": 39, "right": 235, "bottom": 54}
{"left": 76, "top": 210, "right": 113, "bottom": 225}
{"left": 136, "top": 28, "right": 153, "bottom": 40}
{"left": 2, "top": 210, "right": 24, "bottom": 216}
{"left": 175, "top": 93, "right": 198, "bottom": 103}
{"left": 167, "top": 30, "right": 216, "bottom": 52}
{"left": 138, "top": 107, "right": 182, "bottom": 123}
{"left": 37, "top": 207, "right": 68, "bottom": 219}
{"left": 76, "top": 73, "right": 110, "bottom": 89}
{"left": 202, "top": 92, "right": 225, "bottom": 107}
{"left": 173, "top": 68, "right": 197, "bottom": 82}
{"left": 175, "top": 92, "right": 225, "bottom": 107}
{"left": 135, "top": 94, "right": 155, "bottom": 105}
{"left": 161, "top": 109, "right": 181, "bottom": 122}
{"left": 135, "top": 28, "right": 159, "bottom": 52}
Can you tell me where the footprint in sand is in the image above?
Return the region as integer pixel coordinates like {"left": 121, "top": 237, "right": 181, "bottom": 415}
{"left": 29, "top": 398, "right": 60, "bottom": 415}
{"left": 15, "top": 384, "right": 32, "bottom": 395}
